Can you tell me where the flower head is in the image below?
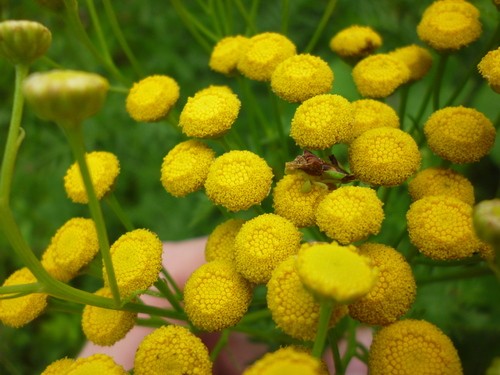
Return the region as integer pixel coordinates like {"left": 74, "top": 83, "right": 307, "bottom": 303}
{"left": 66, "top": 354, "right": 127, "bottom": 375}
{"left": 369, "top": 319, "right": 463, "bottom": 375}
{"left": 389, "top": 44, "right": 433, "bottom": 81}
{"left": 424, "top": 106, "right": 495, "bottom": 164}
{"left": 478, "top": 47, "right": 500, "bottom": 93}
{"left": 41, "top": 358, "right": 75, "bottom": 375}
{"left": 126, "top": 75, "right": 180, "bottom": 122}
{"left": 161, "top": 140, "right": 215, "bottom": 197}
{"left": 205, "top": 218, "right": 245, "bottom": 263}
{"left": 0, "top": 20, "right": 51, "bottom": 65}
{"left": 204, "top": 150, "right": 273, "bottom": 212}
{"left": 349, "top": 127, "right": 421, "bottom": 186}
{"left": 209, "top": 35, "right": 250, "bottom": 75}
{"left": 329, "top": 25, "right": 382, "bottom": 60}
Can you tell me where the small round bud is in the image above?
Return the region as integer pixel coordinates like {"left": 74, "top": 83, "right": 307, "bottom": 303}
{"left": 473, "top": 199, "right": 500, "bottom": 247}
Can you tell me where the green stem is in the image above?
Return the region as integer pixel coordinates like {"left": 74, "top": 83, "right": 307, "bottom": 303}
{"left": 328, "top": 329, "right": 344, "bottom": 375}
{"left": 341, "top": 318, "right": 358, "bottom": 369}
{"left": 433, "top": 54, "right": 449, "bottom": 111}
{"left": 85, "top": 0, "right": 113, "bottom": 63}
{"left": 416, "top": 266, "right": 493, "bottom": 285}
{"left": 105, "top": 193, "right": 135, "bottom": 231}
{"left": 312, "top": 299, "right": 334, "bottom": 358}
{"left": 270, "top": 91, "right": 289, "bottom": 162}
{"left": 304, "top": 0, "right": 337, "bottom": 53}
{"left": 215, "top": 0, "right": 231, "bottom": 36}
{"left": 234, "top": 0, "right": 256, "bottom": 34}
{"left": 136, "top": 316, "right": 170, "bottom": 328}
{"left": 399, "top": 84, "right": 410, "bottom": 131}
{"left": 412, "top": 77, "right": 434, "bottom": 133}
{"left": 154, "top": 279, "right": 184, "bottom": 314}
{"left": 161, "top": 267, "right": 182, "bottom": 300}
{"left": 239, "top": 308, "right": 271, "bottom": 324}
{"left": 281, "top": 0, "right": 290, "bottom": 34}
{"left": 210, "top": 329, "right": 230, "bottom": 361}
{"left": 0, "top": 282, "right": 42, "bottom": 296}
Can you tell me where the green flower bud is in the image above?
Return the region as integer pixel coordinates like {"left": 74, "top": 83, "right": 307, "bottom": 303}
{"left": 0, "top": 20, "right": 52, "bottom": 65}
{"left": 23, "top": 70, "right": 109, "bottom": 125}
{"left": 473, "top": 199, "right": 500, "bottom": 247}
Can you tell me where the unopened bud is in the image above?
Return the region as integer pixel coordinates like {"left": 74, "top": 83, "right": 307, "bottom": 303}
{"left": 473, "top": 199, "right": 500, "bottom": 247}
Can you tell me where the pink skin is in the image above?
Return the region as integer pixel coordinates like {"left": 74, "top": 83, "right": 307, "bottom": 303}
{"left": 79, "top": 237, "right": 371, "bottom": 374}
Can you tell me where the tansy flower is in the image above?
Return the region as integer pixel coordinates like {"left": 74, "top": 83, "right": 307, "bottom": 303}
{"left": 315, "top": 186, "right": 384, "bottom": 244}
{"left": 407, "top": 195, "right": 486, "bottom": 260}
{"left": 125, "top": 75, "right": 180, "bottom": 122}
{"left": 478, "top": 47, "right": 500, "bottom": 93}
{"left": 389, "top": 44, "right": 433, "bottom": 81}
{"left": 66, "top": 354, "right": 127, "bottom": 375}
{"left": 41, "top": 217, "right": 99, "bottom": 282}
{"left": 329, "top": 25, "right": 382, "bottom": 60}
{"left": 237, "top": 32, "right": 296, "bottom": 81}
{"left": 348, "top": 243, "right": 416, "bottom": 326}
{"left": 179, "top": 85, "right": 241, "bottom": 138}
{"left": 209, "top": 35, "right": 250, "bottom": 75}
{"left": 272, "top": 173, "right": 329, "bottom": 228}
{"left": 424, "top": 106, "right": 496, "bottom": 164}
{"left": 422, "top": 0, "right": 480, "bottom": 19}
{"left": 0, "top": 267, "right": 48, "bottom": 327}
{"left": 243, "top": 347, "right": 328, "bottom": 375}
{"left": 349, "top": 127, "right": 421, "bottom": 186}
{"left": 352, "top": 54, "right": 410, "bottom": 98}
{"left": 81, "top": 287, "right": 137, "bottom": 346}
{"left": 296, "top": 242, "right": 378, "bottom": 303}
{"left": 270, "top": 54, "right": 333, "bottom": 103}
{"left": 234, "top": 213, "right": 302, "bottom": 284}
{"left": 369, "top": 319, "right": 463, "bottom": 375}
{"left": 205, "top": 218, "right": 245, "bottom": 263}
{"left": 267, "top": 256, "right": 348, "bottom": 341}
{"left": 408, "top": 167, "right": 475, "bottom": 205}
{"left": 64, "top": 151, "right": 120, "bottom": 204}
{"left": 204, "top": 150, "right": 273, "bottom": 212}
{"left": 160, "top": 140, "right": 215, "bottom": 197}
{"left": 134, "top": 325, "right": 212, "bottom": 374}
{"left": 183, "top": 260, "right": 252, "bottom": 331}
{"left": 103, "top": 229, "right": 163, "bottom": 298}
{"left": 41, "top": 358, "right": 75, "bottom": 375}
{"left": 290, "top": 94, "right": 353, "bottom": 149}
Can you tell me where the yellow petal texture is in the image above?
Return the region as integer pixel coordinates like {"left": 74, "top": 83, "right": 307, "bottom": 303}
{"left": 209, "top": 35, "right": 250, "bottom": 75}
{"left": 66, "top": 354, "right": 127, "bottom": 375}
{"left": 205, "top": 218, "right": 245, "bottom": 263}
{"left": 41, "top": 358, "right": 75, "bottom": 375}
{"left": 389, "top": 44, "right": 433, "bottom": 81}
{"left": 329, "top": 25, "right": 382, "bottom": 58}
{"left": 478, "top": 47, "right": 500, "bottom": 93}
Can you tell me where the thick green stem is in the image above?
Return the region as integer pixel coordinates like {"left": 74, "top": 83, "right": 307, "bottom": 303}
{"left": 312, "top": 299, "right": 334, "bottom": 358}
{"left": 210, "top": 329, "right": 230, "bottom": 361}
{"left": 0, "top": 282, "right": 42, "bottom": 296}
{"left": 304, "top": 0, "right": 337, "bottom": 53}
{"left": 105, "top": 193, "right": 135, "bottom": 231}
{"left": 154, "top": 279, "right": 184, "bottom": 314}
{"left": 433, "top": 54, "right": 449, "bottom": 111}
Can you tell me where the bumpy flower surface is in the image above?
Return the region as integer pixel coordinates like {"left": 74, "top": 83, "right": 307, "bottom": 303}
{"left": 0, "top": 20, "right": 51, "bottom": 65}
{"left": 184, "top": 260, "right": 252, "bottom": 331}
{"left": 369, "top": 319, "right": 463, "bottom": 375}
{"left": 296, "top": 243, "right": 378, "bottom": 303}
{"left": 389, "top": 44, "right": 433, "bottom": 81}
{"left": 134, "top": 325, "right": 212, "bottom": 375}
{"left": 126, "top": 75, "right": 180, "bottom": 122}
{"left": 205, "top": 218, "right": 245, "bottom": 263}
{"left": 349, "top": 127, "right": 421, "bottom": 186}
{"left": 64, "top": 151, "right": 120, "bottom": 204}
{"left": 210, "top": 35, "right": 250, "bottom": 75}
{"left": 234, "top": 213, "right": 302, "bottom": 284}
{"left": 290, "top": 94, "right": 353, "bottom": 149}
{"left": 348, "top": 243, "right": 416, "bottom": 326}
{"left": 41, "top": 358, "right": 75, "bottom": 375}
{"left": 66, "top": 354, "right": 128, "bottom": 375}
{"left": 161, "top": 140, "right": 215, "bottom": 197}
{"left": 315, "top": 186, "right": 384, "bottom": 244}
{"left": 237, "top": 32, "right": 296, "bottom": 81}
{"left": 204, "top": 150, "right": 273, "bottom": 212}
{"left": 407, "top": 195, "right": 485, "bottom": 260}
{"left": 422, "top": 0, "right": 480, "bottom": 19}
{"left": 0, "top": 267, "right": 48, "bottom": 327}
{"left": 408, "top": 167, "right": 475, "bottom": 205}
{"left": 424, "top": 106, "right": 495, "bottom": 164}
{"left": 267, "top": 256, "right": 348, "bottom": 341}
{"left": 329, "top": 25, "right": 382, "bottom": 59}
{"left": 82, "top": 287, "right": 137, "bottom": 346}
{"left": 103, "top": 229, "right": 163, "bottom": 298}
{"left": 478, "top": 47, "right": 500, "bottom": 93}
{"left": 352, "top": 54, "right": 410, "bottom": 98}
{"left": 271, "top": 54, "right": 333, "bottom": 103}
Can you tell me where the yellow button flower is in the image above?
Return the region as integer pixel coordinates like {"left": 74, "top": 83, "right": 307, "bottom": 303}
{"left": 66, "top": 354, "right": 128, "bottom": 375}
{"left": 160, "top": 140, "right": 215, "bottom": 197}
{"left": 270, "top": 54, "right": 333, "bottom": 103}
{"left": 204, "top": 150, "right": 273, "bottom": 212}
{"left": 205, "top": 218, "right": 245, "bottom": 263}
{"left": 290, "top": 94, "right": 353, "bottom": 149}
{"left": 315, "top": 186, "right": 384, "bottom": 244}
{"left": 209, "top": 35, "right": 250, "bottom": 75}
{"left": 234, "top": 213, "right": 302, "bottom": 284}
{"left": 389, "top": 44, "right": 433, "bottom": 81}
{"left": 329, "top": 25, "right": 382, "bottom": 59}
{"left": 134, "top": 325, "right": 212, "bottom": 375}
{"left": 478, "top": 47, "right": 500, "bottom": 93}
{"left": 237, "top": 32, "right": 296, "bottom": 81}
{"left": 424, "top": 106, "right": 496, "bottom": 164}
{"left": 369, "top": 319, "right": 463, "bottom": 375}
{"left": 348, "top": 243, "right": 416, "bottom": 326}
{"left": 349, "top": 127, "right": 421, "bottom": 186}
{"left": 41, "top": 358, "right": 75, "bottom": 375}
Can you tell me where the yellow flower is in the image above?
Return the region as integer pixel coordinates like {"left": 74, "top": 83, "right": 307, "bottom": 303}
{"left": 290, "top": 94, "right": 353, "bottom": 149}
{"left": 270, "top": 54, "right": 333, "bottom": 103}
{"left": 348, "top": 243, "right": 416, "bottom": 326}
{"left": 103, "top": 229, "right": 163, "bottom": 298}
{"left": 369, "top": 319, "right": 463, "bottom": 375}
{"left": 237, "top": 32, "right": 296, "bottom": 81}
{"left": 389, "top": 44, "right": 433, "bottom": 81}
{"left": 209, "top": 35, "right": 250, "bottom": 75}
{"left": 64, "top": 151, "right": 120, "bottom": 204}
{"left": 160, "top": 140, "right": 215, "bottom": 197}
{"left": 267, "top": 256, "right": 348, "bottom": 341}
{"left": 41, "top": 217, "right": 99, "bottom": 282}
{"left": 0, "top": 267, "right": 48, "bottom": 327}
{"left": 204, "top": 150, "right": 273, "bottom": 212}
{"left": 183, "top": 260, "right": 252, "bottom": 331}
{"left": 315, "top": 186, "right": 384, "bottom": 244}
{"left": 179, "top": 85, "right": 241, "bottom": 138}
{"left": 407, "top": 195, "right": 485, "bottom": 260}
{"left": 422, "top": 0, "right": 480, "bottom": 19}
{"left": 82, "top": 287, "right": 137, "bottom": 346}
{"left": 134, "top": 325, "right": 212, "bottom": 375}
{"left": 66, "top": 354, "right": 128, "bottom": 375}
{"left": 424, "top": 106, "right": 496, "bottom": 164}
{"left": 234, "top": 213, "right": 302, "bottom": 284}
{"left": 352, "top": 54, "right": 410, "bottom": 98}
{"left": 0, "top": 20, "right": 51, "bottom": 65}
{"left": 329, "top": 25, "right": 382, "bottom": 59}
{"left": 349, "top": 127, "right": 421, "bottom": 186}
{"left": 41, "top": 358, "right": 75, "bottom": 375}
{"left": 296, "top": 242, "right": 378, "bottom": 303}
{"left": 478, "top": 47, "right": 500, "bottom": 93}
{"left": 205, "top": 218, "right": 245, "bottom": 263}
{"left": 243, "top": 346, "right": 328, "bottom": 375}
{"left": 408, "top": 167, "right": 475, "bottom": 205}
